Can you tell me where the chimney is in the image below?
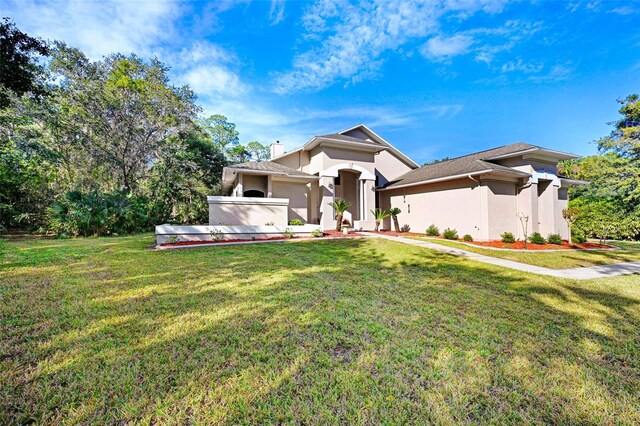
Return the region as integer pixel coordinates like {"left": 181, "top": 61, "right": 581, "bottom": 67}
{"left": 270, "top": 140, "right": 284, "bottom": 159}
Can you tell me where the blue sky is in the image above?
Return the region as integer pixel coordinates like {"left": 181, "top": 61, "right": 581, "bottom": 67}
{"left": 3, "top": 0, "right": 639, "bottom": 163}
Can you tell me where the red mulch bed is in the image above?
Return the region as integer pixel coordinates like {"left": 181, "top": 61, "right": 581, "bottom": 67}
{"left": 468, "top": 240, "right": 614, "bottom": 250}
{"left": 161, "top": 236, "right": 296, "bottom": 247}
{"left": 374, "top": 230, "right": 424, "bottom": 237}
{"left": 160, "top": 231, "right": 367, "bottom": 247}
{"left": 322, "top": 230, "right": 365, "bottom": 238}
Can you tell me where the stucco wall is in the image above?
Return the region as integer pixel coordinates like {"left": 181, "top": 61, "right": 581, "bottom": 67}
{"left": 381, "top": 178, "right": 483, "bottom": 239}
{"left": 208, "top": 197, "right": 289, "bottom": 226}
{"left": 242, "top": 174, "right": 268, "bottom": 196}
{"left": 375, "top": 149, "right": 414, "bottom": 187}
{"left": 485, "top": 180, "right": 518, "bottom": 240}
{"left": 272, "top": 181, "right": 309, "bottom": 223}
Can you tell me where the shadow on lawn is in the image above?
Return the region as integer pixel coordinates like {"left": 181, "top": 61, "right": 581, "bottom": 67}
{"left": 2, "top": 237, "right": 640, "bottom": 424}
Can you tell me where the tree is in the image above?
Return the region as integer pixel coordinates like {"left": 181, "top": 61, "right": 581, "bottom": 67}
{"left": 0, "top": 18, "right": 49, "bottom": 109}
{"left": 246, "top": 141, "right": 269, "bottom": 161}
{"left": 330, "top": 198, "right": 350, "bottom": 231}
{"left": 227, "top": 145, "right": 250, "bottom": 163}
{"left": 516, "top": 213, "right": 530, "bottom": 248}
{"left": 49, "top": 44, "right": 199, "bottom": 193}
{"left": 561, "top": 94, "right": 640, "bottom": 240}
{"left": 562, "top": 208, "right": 579, "bottom": 245}
{"left": 199, "top": 114, "right": 239, "bottom": 155}
{"left": 388, "top": 207, "right": 401, "bottom": 232}
{"left": 371, "top": 208, "right": 390, "bottom": 232}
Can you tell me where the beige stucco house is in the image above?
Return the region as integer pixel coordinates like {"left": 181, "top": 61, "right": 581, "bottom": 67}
{"left": 211, "top": 124, "right": 585, "bottom": 241}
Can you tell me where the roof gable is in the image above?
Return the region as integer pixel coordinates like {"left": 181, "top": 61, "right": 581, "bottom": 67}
{"left": 338, "top": 124, "right": 419, "bottom": 168}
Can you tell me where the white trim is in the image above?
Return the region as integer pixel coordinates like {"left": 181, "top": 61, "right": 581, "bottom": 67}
{"left": 320, "top": 163, "right": 376, "bottom": 180}
{"left": 207, "top": 196, "right": 289, "bottom": 205}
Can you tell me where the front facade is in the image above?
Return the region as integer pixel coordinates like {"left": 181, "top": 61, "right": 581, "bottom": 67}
{"left": 213, "top": 124, "right": 584, "bottom": 241}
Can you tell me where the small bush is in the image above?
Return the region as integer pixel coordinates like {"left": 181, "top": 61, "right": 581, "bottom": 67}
{"left": 426, "top": 224, "right": 439, "bottom": 236}
{"left": 528, "top": 232, "right": 545, "bottom": 245}
{"left": 210, "top": 229, "right": 223, "bottom": 242}
{"left": 311, "top": 228, "right": 323, "bottom": 237}
{"left": 289, "top": 219, "right": 304, "bottom": 226}
{"left": 573, "top": 233, "right": 586, "bottom": 244}
{"left": 283, "top": 228, "right": 295, "bottom": 239}
{"left": 463, "top": 234, "right": 473, "bottom": 242}
{"left": 547, "top": 233, "right": 563, "bottom": 245}
{"left": 501, "top": 232, "right": 516, "bottom": 243}
{"left": 400, "top": 224, "right": 410, "bottom": 232}
{"left": 443, "top": 228, "right": 458, "bottom": 240}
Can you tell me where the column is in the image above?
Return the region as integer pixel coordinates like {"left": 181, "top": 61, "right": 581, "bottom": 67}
{"left": 319, "top": 176, "right": 335, "bottom": 230}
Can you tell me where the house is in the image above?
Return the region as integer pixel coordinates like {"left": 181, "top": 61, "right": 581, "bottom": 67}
{"left": 211, "top": 124, "right": 585, "bottom": 241}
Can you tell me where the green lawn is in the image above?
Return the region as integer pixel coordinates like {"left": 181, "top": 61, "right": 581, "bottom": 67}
{"left": 1, "top": 234, "right": 640, "bottom": 424}
{"left": 417, "top": 238, "right": 640, "bottom": 269}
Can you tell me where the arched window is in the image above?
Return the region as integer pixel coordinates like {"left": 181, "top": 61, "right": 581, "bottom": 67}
{"left": 243, "top": 190, "right": 265, "bottom": 198}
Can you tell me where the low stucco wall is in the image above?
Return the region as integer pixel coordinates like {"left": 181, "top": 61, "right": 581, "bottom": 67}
{"left": 156, "top": 224, "right": 322, "bottom": 245}
{"left": 208, "top": 196, "right": 289, "bottom": 226}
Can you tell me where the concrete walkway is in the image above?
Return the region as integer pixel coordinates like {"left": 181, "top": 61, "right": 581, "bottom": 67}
{"left": 364, "top": 233, "right": 640, "bottom": 280}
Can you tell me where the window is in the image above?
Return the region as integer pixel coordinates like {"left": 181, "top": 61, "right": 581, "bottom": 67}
{"left": 334, "top": 175, "right": 341, "bottom": 186}
{"left": 243, "top": 190, "right": 265, "bottom": 198}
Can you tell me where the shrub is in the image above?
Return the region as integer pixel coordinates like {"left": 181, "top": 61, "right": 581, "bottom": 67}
{"left": 501, "top": 232, "right": 516, "bottom": 243}
{"left": 311, "top": 228, "right": 323, "bottom": 237}
{"left": 528, "top": 232, "right": 545, "bottom": 245}
{"left": 400, "top": 224, "right": 410, "bottom": 232}
{"left": 210, "top": 229, "right": 223, "bottom": 242}
{"left": 573, "top": 233, "right": 586, "bottom": 244}
{"left": 547, "top": 233, "right": 563, "bottom": 245}
{"left": 443, "top": 228, "right": 458, "bottom": 240}
{"left": 283, "top": 228, "right": 295, "bottom": 239}
{"left": 463, "top": 234, "right": 473, "bottom": 242}
{"left": 289, "top": 219, "right": 304, "bottom": 226}
{"left": 426, "top": 224, "right": 440, "bottom": 236}
{"left": 46, "top": 190, "right": 152, "bottom": 237}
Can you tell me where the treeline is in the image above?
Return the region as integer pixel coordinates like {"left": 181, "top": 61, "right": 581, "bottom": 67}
{"left": 561, "top": 94, "right": 640, "bottom": 241}
{"left": 0, "top": 19, "right": 268, "bottom": 235}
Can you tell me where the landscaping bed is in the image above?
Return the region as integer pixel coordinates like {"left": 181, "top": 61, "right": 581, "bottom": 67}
{"left": 467, "top": 239, "right": 615, "bottom": 251}
{"left": 159, "top": 230, "right": 365, "bottom": 248}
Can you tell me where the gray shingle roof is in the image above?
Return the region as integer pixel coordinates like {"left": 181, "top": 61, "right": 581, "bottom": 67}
{"left": 384, "top": 143, "right": 535, "bottom": 188}
{"left": 226, "top": 161, "right": 315, "bottom": 177}
{"left": 316, "top": 133, "right": 380, "bottom": 145}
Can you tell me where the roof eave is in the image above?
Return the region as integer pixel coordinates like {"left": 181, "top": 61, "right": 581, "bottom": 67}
{"left": 485, "top": 147, "right": 580, "bottom": 161}
{"left": 379, "top": 168, "right": 530, "bottom": 191}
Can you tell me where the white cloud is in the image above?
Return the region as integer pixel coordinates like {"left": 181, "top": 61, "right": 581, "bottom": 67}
{"left": 169, "top": 41, "right": 249, "bottom": 97}
{"left": 269, "top": 0, "right": 286, "bottom": 25}
{"left": 421, "top": 35, "right": 475, "bottom": 60}
{"left": 501, "top": 58, "right": 544, "bottom": 74}
{"left": 3, "top": 0, "right": 182, "bottom": 59}
{"left": 273, "top": 0, "right": 511, "bottom": 93}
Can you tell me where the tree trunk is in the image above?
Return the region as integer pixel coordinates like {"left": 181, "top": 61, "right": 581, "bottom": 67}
{"left": 336, "top": 213, "right": 342, "bottom": 231}
{"left": 392, "top": 216, "right": 400, "bottom": 232}
{"left": 375, "top": 220, "right": 380, "bottom": 232}
{"left": 568, "top": 223, "right": 572, "bottom": 245}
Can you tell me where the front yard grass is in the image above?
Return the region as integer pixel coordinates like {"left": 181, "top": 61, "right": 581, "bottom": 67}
{"left": 1, "top": 234, "right": 640, "bottom": 424}
{"left": 417, "top": 237, "right": 640, "bottom": 269}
